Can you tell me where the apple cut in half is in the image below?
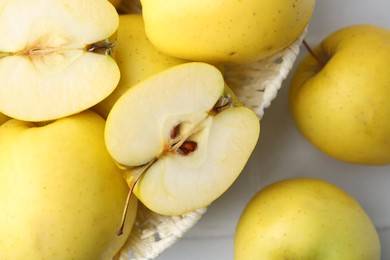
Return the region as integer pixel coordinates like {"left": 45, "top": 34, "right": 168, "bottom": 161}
{"left": 105, "top": 62, "right": 260, "bottom": 216}
{"left": 0, "top": 0, "right": 120, "bottom": 121}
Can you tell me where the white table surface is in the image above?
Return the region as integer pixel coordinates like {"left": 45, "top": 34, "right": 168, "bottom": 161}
{"left": 157, "top": 1, "right": 390, "bottom": 259}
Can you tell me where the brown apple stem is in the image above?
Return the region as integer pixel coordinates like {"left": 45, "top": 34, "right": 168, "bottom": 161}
{"left": 116, "top": 178, "right": 138, "bottom": 236}
{"left": 302, "top": 39, "right": 324, "bottom": 67}
{"left": 116, "top": 160, "right": 155, "bottom": 236}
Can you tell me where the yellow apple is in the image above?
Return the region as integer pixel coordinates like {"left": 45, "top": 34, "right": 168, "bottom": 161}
{"left": 0, "top": 110, "right": 137, "bottom": 259}
{"left": 0, "top": 0, "right": 120, "bottom": 121}
{"left": 289, "top": 25, "right": 390, "bottom": 165}
{"left": 140, "top": 0, "right": 315, "bottom": 63}
{"left": 93, "top": 14, "right": 186, "bottom": 118}
{"left": 235, "top": 178, "right": 381, "bottom": 260}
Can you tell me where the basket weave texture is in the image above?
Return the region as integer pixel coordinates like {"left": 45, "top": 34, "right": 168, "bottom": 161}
{"left": 116, "top": 1, "right": 306, "bottom": 259}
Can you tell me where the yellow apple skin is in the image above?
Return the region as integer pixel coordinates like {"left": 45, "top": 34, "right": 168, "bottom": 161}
{"left": 289, "top": 25, "right": 390, "bottom": 165}
{"left": 0, "top": 110, "right": 137, "bottom": 260}
{"left": 235, "top": 178, "right": 381, "bottom": 260}
{"left": 93, "top": 14, "right": 187, "bottom": 118}
{"left": 140, "top": 0, "right": 315, "bottom": 64}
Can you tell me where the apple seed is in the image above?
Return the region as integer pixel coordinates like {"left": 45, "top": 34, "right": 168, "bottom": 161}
{"left": 177, "top": 140, "right": 198, "bottom": 155}
{"left": 170, "top": 124, "right": 180, "bottom": 139}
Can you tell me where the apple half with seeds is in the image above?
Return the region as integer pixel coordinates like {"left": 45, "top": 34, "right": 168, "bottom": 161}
{"left": 0, "top": 0, "right": 120, "bottom": 121}
{"left": 105, "top": 62, "right": 260, "bottom": 216}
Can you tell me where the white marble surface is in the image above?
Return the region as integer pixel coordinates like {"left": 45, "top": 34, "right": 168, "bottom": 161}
{"left": 157, "top": 1, "right": 390, "bottom": 259}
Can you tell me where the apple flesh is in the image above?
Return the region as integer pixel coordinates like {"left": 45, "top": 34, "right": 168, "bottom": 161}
{"left": 0, "top": 110, "right": 137, "bottom": 259}
{"left": 0, "top": 0, "right": 120, "bottom": 122}
{"left": 235, "top": 178, "right": 381, "bottom": 260}
{"left": 105, "top": 62, "right": 260, "bottom": 215}
{"left": 289, "top": 25, "right": 390, "bottom": 165}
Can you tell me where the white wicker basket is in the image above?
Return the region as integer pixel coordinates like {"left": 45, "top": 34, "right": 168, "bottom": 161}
{"left": 115, "top": 1, "right": 306, "bottom": 259}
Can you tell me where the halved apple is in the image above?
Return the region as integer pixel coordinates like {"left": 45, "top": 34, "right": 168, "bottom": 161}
{"left": 0, "top": 0, "right": 120, "bottom": 121}
{"left": 105, "top": 62, "right": 260, "bottom": 215}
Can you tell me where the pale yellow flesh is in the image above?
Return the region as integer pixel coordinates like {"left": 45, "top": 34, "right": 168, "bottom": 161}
{"left": 0, "top": 111, "right": 137, "bottom": 259}
{"left": 135, "top": 107, "right": 260, "bottom": 215}
{"left": 290, "top": 25, "right": 390, "bottom": 165}
{"left": 235, "top": 178, "right": 381, "bottom": 260}
{"left": 105, "top": 62, "right": 260, "bottom": 215}
{"left": 0, "top": 0, "right": 119, "bottom": 51}
{"left": 105, "top": 62, "right": 226, "bottom": 166}
{"left": 93, "top": 14, "right": 186, "bottom": 119}
{"left": 140, "top": 0, "right": 315, "bottom": 63}
{"left": 0, "top": 0, "right": 120, "bottom": 121}
{"left": 0, "top": 53, "right": 119, "bottom": 121}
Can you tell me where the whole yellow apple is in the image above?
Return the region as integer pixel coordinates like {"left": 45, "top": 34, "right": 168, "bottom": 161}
{"left": 140, "top": 0, "right": 315, "bottom": 63}
{"left": 289, "top": 25, "right": 390, "bottom": 165}
{"left": 93, "top": 14, "right": 186, "bottom": 118}
{"left": 0, "top": 110, "right": 137, "bottom": 259}
{"left": 235, "top": 178, "right": 381, "bottom": 260}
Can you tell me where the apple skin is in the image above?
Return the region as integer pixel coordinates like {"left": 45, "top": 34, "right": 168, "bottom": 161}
{"left": 93, "top": 14, "right": 187, "bottom": 118}
{"left": 140, "top": 0, "right": 315, "bottom": 63}
{"left": 234, "top": 178, "right": 381, "bottom": 260}
{"left": 289, "top": 25, "right": 390, "bottom": 165}
{"left": 0, "top": 110, "right": 137, "bottom": 259}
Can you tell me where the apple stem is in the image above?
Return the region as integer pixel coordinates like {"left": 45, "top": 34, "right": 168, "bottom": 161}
{"left": 116, "top": 179, "right": 137, "bottom": 236}
{"left": 302, "top": 39, "right": 324, "bottom": 67}
{"left": 116, "top": 160, "right": 156, "bottom": 236}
